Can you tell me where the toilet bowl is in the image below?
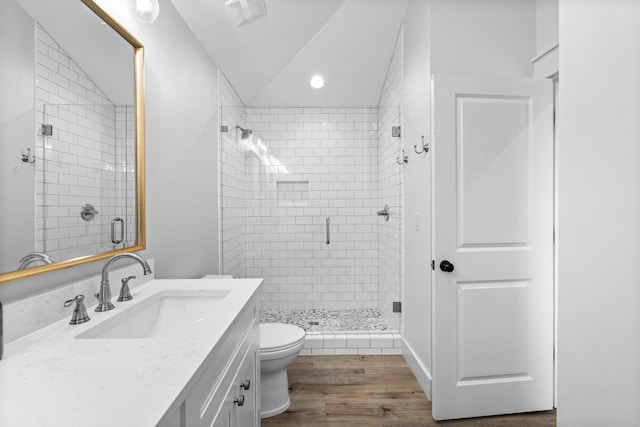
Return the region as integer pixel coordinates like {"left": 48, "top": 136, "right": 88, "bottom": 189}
{"left": 260, "top": 323, "right": 306, "bottom": 418}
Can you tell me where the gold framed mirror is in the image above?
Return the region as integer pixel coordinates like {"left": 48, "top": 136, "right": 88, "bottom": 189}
{"left": 0, "top": 0, "right": 145, "bottom": 284}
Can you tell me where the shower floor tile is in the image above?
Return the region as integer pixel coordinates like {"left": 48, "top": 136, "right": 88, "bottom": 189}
{"left": 260, "top": 308, "right": 397, "bottom": 333}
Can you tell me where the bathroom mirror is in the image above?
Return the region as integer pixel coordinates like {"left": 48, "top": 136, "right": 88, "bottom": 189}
{"left": 0, "top": 0, "right": 145, "bottom": 283}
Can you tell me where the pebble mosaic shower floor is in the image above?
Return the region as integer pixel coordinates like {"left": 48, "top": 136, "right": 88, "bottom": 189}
{"left": 260, "top": 308, "right": 397, "bottom": 333}
{"left": 260, "top": 308, "right": 402, "bottom": 355}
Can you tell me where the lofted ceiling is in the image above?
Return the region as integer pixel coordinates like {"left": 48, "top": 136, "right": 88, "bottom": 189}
{"left": 171, "top": 0, "right": 409, "bottom": 107}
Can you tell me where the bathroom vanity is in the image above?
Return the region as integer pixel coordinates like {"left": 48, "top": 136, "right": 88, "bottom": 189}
{"left": 0, "top": 278, "right": 262, "bottom": 427}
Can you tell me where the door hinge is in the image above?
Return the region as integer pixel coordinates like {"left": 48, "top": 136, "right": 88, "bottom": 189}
{"left": 431, "top": 260, "right": 435, "bottom": 270}
{"left": 393, "top": 301, "right": 402, "bottom": 313}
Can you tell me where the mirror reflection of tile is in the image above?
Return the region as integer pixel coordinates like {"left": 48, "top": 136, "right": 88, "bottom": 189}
{"left": 34, "top": 23, "right": 136, "bottom": 263}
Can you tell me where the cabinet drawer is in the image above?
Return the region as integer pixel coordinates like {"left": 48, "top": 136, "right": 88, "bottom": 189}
{"left": 207, "top": 327, "right": 258, "bottom": 427}
{"left": 187, "top": 303, "right": 258, "bottom": 425}
{"left": 200, "top": 324, "right": 258, "bottom": 427}
{"left": 232, "top": 345, "right": 259, "bottom": 427}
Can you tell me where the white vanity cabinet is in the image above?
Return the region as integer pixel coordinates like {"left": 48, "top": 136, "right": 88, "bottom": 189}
{"left": 0, "top": 279, "right": 263, "bottom": 427}
{"left": 211, "top": 343, "right": 259, "bottom": 427}
{"left": 160, "top": 294, "right": 260, "bottom": 427}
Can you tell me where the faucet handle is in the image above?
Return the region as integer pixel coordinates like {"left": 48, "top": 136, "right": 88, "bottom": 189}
{"left": 117, "top": 276, "right": 136, "bottom": 302}
{"left": 63, "top": 295, "right": 90, "bottom": 325}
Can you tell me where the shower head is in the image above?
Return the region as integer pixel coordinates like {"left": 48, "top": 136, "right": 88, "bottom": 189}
{"left": 236, "top": 125, "right": 253, "bottom": 139}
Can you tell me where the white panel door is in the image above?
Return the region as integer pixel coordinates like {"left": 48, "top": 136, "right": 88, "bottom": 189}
{"left": 431, "top": 74, "right": 554, "bottom": 420}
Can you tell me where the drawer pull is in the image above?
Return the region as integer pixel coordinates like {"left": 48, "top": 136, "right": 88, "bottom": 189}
{"left": 240, "top": 380, "right": 251, "bottom": 390}
{"left": 234, "top": 395, "right": 245, "bottom": 407}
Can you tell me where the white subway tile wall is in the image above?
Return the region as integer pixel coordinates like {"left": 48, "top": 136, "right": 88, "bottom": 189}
{"left": 34, "top": 24, "right": 135, "bottom": 262}
{"left": 277, "top": 181, "right": 310, "bottom": 207}
{"left": 219, "top": 72, "right": 247, "bottom": 278}
{"left": 114, "top": 105, "right": 137, "bottom": 247}
{"left": 245, "top": 106, "right": 380, "bottom": 312}
{"left": 218, "top": 45, "right": 405, "bottom": 334}
{"left": 299, "top": 332, "right": 403, "bottom": 356}
{"left": 377, "top": 30, "right": 404, "bottom": 332}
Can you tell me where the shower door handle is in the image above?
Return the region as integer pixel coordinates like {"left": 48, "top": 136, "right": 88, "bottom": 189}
{"left": 111, "top": 217, "right": 124, "bottom": 244}
{"left": 326, "top": 218, "right": 330, "bottom": 245}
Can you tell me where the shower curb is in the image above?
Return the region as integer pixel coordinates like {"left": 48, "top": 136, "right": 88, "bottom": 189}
{"left": 299, "top": 331, "right": 402, "bottom": 356}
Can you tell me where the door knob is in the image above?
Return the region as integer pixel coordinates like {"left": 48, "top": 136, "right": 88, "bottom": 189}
{"left": 439, "top": 260, "right": 454, "bottom": 272}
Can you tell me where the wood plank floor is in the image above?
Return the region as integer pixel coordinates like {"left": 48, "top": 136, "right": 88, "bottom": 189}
{"left": 261, "top": 355, "right": 556, "bottom": 427}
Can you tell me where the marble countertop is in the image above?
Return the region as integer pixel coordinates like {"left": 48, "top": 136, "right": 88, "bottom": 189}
{"left": 0, "top": 278, "right": 262, "bottom": 427}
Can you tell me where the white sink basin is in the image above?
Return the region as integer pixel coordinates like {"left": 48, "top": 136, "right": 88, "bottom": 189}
{"left": 76, "top": 290, "right": 229, "bottom": 339}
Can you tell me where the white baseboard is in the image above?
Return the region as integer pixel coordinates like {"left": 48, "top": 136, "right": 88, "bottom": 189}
{"left": 402, "top": 338, "right": 432, "bottom": 400}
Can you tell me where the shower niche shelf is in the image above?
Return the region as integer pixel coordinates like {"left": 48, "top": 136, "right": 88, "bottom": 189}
{"left": 277, "top": 181, "right": 309, "bottom": 207}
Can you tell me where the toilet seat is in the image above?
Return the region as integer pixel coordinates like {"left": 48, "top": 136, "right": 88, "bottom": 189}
{"left": 260, "top": 323, "right": 306, "bottom": 353}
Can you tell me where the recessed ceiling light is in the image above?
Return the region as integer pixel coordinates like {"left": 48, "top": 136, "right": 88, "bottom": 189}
{"left": 310, "top": 75, "right": 324, "bottom": 89}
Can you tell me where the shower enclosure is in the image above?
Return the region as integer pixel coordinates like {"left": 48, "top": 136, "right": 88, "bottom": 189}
{"left": 219, "top": 103, "right": 403, "bottom": 337}
{"left": 217, "top": 24, "right": 404, "bottom": 345}
{"left": 36, "top": 103, "right": 136, "bottom": 263}
{"left": 31, "top": 22, "right": 136, "bottom": 267}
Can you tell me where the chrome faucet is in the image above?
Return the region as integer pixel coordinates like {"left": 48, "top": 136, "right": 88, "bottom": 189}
{"left": 95, "top": 253, "right": 152, "bottom": 312}
{"left": 17, "top": 252, "right": 53, "bottom": 270}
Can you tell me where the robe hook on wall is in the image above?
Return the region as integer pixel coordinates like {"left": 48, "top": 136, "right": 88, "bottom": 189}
{"left": 396, "top": 149, "right": 408, "bottom": 165}
{"left": 21, "top": 148, "right": 36, "bottom": 164}
{"left": 414, "top": 136, "right": 429, "bottom": 154}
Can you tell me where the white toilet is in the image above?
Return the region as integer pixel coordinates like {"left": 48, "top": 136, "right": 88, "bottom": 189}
{"left": 200, "top": 276, "right": 305, "bottom": 418}
{"left": 259, "top": 323, "right": 306, "bottom": 418}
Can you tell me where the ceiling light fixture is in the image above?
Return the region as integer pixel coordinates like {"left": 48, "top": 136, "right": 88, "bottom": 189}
{"left": 225, "top": 0, "right": 267, "bottom": 26}
{"left": 310, "top": 75, "right": 324, "bottom": 89}
{"left": 128, "top": 0, "right": 160, "bottom": 24}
